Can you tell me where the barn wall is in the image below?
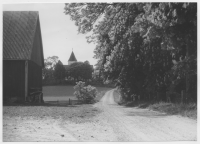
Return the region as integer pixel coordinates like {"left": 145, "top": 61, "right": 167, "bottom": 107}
{"left": 31, "top": 18, "right": 44, "bottom": 67}
{"left": 28, "top": 60, "right": 42, "bottom": 94}
{"left": 3, "top": 60, "right": 25, "bottom": 101}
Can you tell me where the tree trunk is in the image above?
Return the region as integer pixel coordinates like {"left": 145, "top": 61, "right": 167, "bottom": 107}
{"left": 185, "top": 34, "right": 189, "bottom": 103}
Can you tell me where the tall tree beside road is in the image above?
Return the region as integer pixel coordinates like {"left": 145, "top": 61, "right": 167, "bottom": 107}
{"left": 64, "top": 3, "right": 197, "bottom": 102}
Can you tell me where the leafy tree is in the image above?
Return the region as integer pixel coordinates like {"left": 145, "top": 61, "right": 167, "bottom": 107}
{"left": 133, "top": 3, "right": 197, "bottom": 90}
{"left": 84, "top": 60, "right": 90, "bottom": 65}
{"left": 44, "top": 56, "right": 59, "bottom": 69}
{"left": 65, "top": 3, "right": 150, "bottom": 100}
{"left": 43, "top": 56, "right": 59, "bottom": 80}
{"left": 68, "top": 62, "right": 93, "bottom": 82}
{"left": 68, "top": 62, "right": 83, "bottom": 81}
{"left": 65, "top": 3, "right": 197, "bottom": 102}
{"left": 54, "top": 60, "right": 66, "bottom": 82}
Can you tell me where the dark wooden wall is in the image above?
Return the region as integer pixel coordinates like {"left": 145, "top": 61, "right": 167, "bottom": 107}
{"left": 31, "top": 19, "right": 44, "bottom": 67}
{"left": 3, "top": 60, "right": 25, "bottom": 101}
{"left": 28, "top": 61, "right": 42, "bottom": 93}
{"left": 3, "top": 60, "right": 42, "bottom": 102}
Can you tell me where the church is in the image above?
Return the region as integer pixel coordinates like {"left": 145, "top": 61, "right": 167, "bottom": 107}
{"left": 63, "top": 50, "right": 93, "bottom": 72}
{"left": 63, "top": 50, "right": 77, "bottom": 71}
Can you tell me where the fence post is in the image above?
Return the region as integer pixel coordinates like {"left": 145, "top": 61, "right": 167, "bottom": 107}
{"left": 69, "top": 98, "right": 71, "bottom": 105}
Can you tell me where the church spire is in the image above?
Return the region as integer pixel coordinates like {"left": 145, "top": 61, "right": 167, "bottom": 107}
{"left": 68, "top": 49, "right": 77, "bottom": 65}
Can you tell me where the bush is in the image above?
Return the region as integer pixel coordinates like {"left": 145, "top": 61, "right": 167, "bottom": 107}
{"left": 74, "top": 81, "right": 97, "bottom": 103}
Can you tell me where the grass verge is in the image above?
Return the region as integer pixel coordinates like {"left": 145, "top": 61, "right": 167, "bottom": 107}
{"left": 119, "top": 100, "right": 197, "bottom": 119}
{"left": 149, "top": 102, "right": 197, "bottom": 119}
{"left": 115, "top": 88, "right": 197, "bottom": 120}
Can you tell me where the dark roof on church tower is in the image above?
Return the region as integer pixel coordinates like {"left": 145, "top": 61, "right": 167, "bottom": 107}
{"left": 68, "top": 51, "right": 77, "bottom": 61}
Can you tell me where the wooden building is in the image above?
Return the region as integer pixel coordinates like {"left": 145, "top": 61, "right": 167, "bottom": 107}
{"left": 3, "top": 11, "right": 44, "bottom": 102}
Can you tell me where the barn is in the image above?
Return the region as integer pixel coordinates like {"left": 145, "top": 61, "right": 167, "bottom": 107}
{"left": 3, "top": 11, "right": 44, "bottom": 103}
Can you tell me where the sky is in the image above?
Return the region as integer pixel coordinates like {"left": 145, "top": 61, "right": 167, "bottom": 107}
{"left": 3, "top": 3, "right": 98, "bottom": 66}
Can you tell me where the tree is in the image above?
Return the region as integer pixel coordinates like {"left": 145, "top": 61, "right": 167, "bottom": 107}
{"left": 84, "top": 60, "right": 90, "bottom": 65}
{"left": 43, "top": 56, "right": 59, "bottom": 80}
{"left": 133, "top": 3, "right": 197, "bottom": 100}
{"left": 54, "top": 60, "right": 66, "bottom": 82}
{"left": 68, "top": 62, "right": 83, "bottom": 81}
{"left": 65, "top": 3, "right": 150, "bottom": 100}
{"left": 65, "top": 3, "right": 197, "bottom": 102}
{"left": 68, "top": 62, "right": 93, "bottom": 82}
{"left": 44, "top": 56, "right": 59, "bottom": 69}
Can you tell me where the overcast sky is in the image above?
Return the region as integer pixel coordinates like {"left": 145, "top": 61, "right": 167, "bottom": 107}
{"left": 3, "top": 3, "right": 98, "bottom": 65}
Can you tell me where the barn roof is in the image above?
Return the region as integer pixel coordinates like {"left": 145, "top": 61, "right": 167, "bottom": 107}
{"left": 3, "top": 11, "right": 41, "bottom": 60}
{"left": 68, "top": 51, "right": 77, "bottom": 62}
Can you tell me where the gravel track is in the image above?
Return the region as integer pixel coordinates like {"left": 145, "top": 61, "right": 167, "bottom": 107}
{"left": 3, "top": 89, "right": 197, "bottom": 142}
{"left": 94, "top": 89, "right": 197, "bottom": 141}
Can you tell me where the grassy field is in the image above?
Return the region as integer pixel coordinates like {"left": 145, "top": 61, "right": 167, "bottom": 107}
{"left": 4, "top": 86, "right": 112, "bottom": 127}
{"left": 43, "top": 86, "right": 76, "bottom": 101}
{"left": 43, "top": 86, "right": 111, "bottom": 102}
{"left": 4, "top": 86, "right": 112, "bottom": 121}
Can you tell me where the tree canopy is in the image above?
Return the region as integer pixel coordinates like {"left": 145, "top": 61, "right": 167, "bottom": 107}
{"left": 54, "top": 60, "right": 66, "bottom": 80}
{"left": 64, "top": 3, "right": 197, "bottom": 102}
{"left": 68, "top": 62, "right": 93, "bottom": 81}
{"left": 43, "top": 56, "right": 59, "bottom": 80}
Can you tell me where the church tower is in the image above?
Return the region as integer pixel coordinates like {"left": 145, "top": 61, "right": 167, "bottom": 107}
{"left": 68, "top": 50, "right": 77, "bottom": 65}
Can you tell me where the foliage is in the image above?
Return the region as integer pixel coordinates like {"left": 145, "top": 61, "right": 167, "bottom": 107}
{"left": 74, "top": 81, "right": 98, "bottom": 103}
{"left": 65, "top": 3, "right": 197, "bottom": 102}
{"left": 43, "top": 56, "right": 67, "bottom": 85}
{"left": 44, "top": 56, "right": 59, "bottom": 69}
{"left": 43, "top": 56, "right": 59, "bottom": 80}
{"left": 149, "top": 102, "right": 197, "bottom": 119}
{"left": 68, "top": 62, "right": 93, "bottom": 81}
{"left": 54, "top": 60, "right": 66, "bottom": 81}
{"left": 92, "top": 61, "right": 104, "bottom": 85}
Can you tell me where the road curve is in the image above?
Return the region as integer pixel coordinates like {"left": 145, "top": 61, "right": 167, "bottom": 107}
{"left": 95, "top": 89, "right": 197, "bottom": 141}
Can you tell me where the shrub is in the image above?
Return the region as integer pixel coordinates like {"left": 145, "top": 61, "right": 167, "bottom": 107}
{"left": 74, "top": 81, "right": 97, "bottom": 103}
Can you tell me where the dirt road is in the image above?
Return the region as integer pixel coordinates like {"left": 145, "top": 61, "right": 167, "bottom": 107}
{"left": 3, "top": 89, "right": 197, "bottom": 141}
{"left": 94, "top": 89, "right": 197, "bottom": 141}
{"left": 57, "top": 89, "right": 197, "bottom": 141}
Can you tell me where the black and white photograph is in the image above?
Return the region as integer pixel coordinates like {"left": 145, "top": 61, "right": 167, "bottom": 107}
{"left": 2, "top": 0, "right": 198, "bottom": 142}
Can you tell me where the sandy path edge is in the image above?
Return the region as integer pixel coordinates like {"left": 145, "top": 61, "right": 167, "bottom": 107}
{"left": 94, "top": 89, "right": 197, "bottom": 141}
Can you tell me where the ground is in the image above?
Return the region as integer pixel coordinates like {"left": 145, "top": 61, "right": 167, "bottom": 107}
{"left": 3, "top": 86, "right": 197, "bottom": 142}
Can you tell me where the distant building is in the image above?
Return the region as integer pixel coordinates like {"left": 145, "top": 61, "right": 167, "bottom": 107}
{"left": 68, "top": 51, "right": 77, "bottom": 65}
{"left": 3, "top": 11, "right": 44, "bottom": 102}
{"left": 63, "top": 50, "right": 93, "bottom": 72}
{"left": 63, "top": 50, "right": 77, "bottom": 71}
